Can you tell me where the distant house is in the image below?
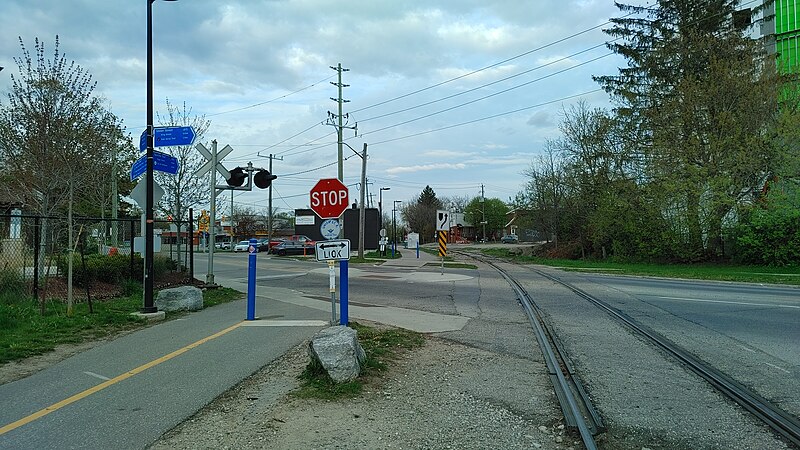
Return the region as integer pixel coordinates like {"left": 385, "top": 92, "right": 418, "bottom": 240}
{"left": 505, "top": 209, "right": 543, "bottom": 241}
{"left": 447, "top": 212, "right": 475, "bottom": 243}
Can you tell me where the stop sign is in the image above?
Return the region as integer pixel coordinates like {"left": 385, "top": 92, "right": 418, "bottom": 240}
{"left": 310, "top": 178, "right": 349, "bottom": 219}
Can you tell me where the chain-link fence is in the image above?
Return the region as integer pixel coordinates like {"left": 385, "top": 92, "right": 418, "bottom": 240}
{"left": 0, "top": 212, "right": 195, "bottom": 309}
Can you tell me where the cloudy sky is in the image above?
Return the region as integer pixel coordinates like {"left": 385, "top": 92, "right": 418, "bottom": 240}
{"left": 0, "top": 0, "right": 630, "bottom": 216}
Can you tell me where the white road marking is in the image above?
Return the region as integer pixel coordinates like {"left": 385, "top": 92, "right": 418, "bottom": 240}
{"left": 83, "top": 371, "right": 111, "bottom": 381}
{"left": 656, "top": 296, "right": 799, "bottom": 309}
{"left": 764, "top": 362, "right": 791, "bottom": 374}
{"left": 240, "top": 320, "right": 329, "bottom": 327}
{"left": 737, "top": 345, "right": 757, "bottom": 354}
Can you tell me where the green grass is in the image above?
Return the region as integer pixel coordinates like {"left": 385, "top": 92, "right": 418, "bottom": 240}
{"left": 348, "top": 249, "right": 403, "bottom": 264}
{"left": 293, "top": 322, "right": 425, "bottom": 400}
{"left": 480, "top": 248, "right": 800, "bottom": 285}
{"left": 0, "top": 285, "right": 243, "bottom": 365}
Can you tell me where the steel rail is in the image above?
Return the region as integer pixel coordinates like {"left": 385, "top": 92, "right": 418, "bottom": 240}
{"left": 459, "top": 251, "right": 600, "bottom": 449}
{"left": 526, "top": 263, "right": 800, "bottom": 448}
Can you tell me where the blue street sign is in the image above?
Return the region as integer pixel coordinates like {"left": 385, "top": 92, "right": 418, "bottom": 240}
{"left": 153, "top": 150, "right": 179, "bottom": 175}
{"left": 130, "top": 155, "right": 147, "bottom": 180}
{"left": 130, "top": 151, "right": 180, "bottom": 180}
{"left": 139, "top": 126, "right": 196, "bottom": 151}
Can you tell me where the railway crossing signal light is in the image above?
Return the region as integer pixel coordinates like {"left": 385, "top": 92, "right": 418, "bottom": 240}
{"left": 254, "top": 170, "right": 277, "bottom": 189}
{"left": 224, "top": 166, "right": 277, "bottom": 190}
{"left": 226, "top": 167, "right": 247, "bottom": 187}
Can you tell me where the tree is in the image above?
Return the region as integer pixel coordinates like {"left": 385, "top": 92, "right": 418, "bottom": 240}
{"left": 441, "top": 195, "right": 470, "bottom": 213}
{"left": 596, "top": 1, "right": 788, "bottom": 260}
{"left": 402, "top": 185, "right": 442, "bottom": 243}
{"left": 0, "top": 36, "right": 128, "bottom": 313}
{"left": 464, "top": 197, "right": 509, "bottom": 241}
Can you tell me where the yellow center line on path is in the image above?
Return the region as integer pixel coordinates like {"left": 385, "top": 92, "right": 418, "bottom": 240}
{"left": 0, "top": 321, "right": 244, "bottom": 436}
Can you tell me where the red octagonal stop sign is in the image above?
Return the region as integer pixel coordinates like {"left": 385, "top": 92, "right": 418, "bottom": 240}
{"left": 310, "top": 178, "right": 349, "bottom": 219}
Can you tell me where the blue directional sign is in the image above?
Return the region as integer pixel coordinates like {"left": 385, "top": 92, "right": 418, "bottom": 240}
{"left": 139, "top": 126, "right": 196, "bottom": 151}
{"left": 153, "top": 150, "right": 179, "bottom": 175}
{"left": 130, "top": 151, "right": 180, "bottom": 180}
{"left": 130, "top": 155, "right": 147, "bottom": 180}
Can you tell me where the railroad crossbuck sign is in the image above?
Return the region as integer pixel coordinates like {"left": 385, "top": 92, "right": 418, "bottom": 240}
{"left": 315, "top": 239, "right": 351, "bottom": 261}
{"left": 310, "top": 178, "right": 349, "bottom": 219}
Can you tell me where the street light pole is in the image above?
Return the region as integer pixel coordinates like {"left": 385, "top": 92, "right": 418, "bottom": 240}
{"left": 392, "top": 200, "right": 401, "bottom": 258}
{"left": 379, "top": 187, "right": 390, "bottom": 228}
{"left": 143, "top": 0, "right": 177, "bottom": 313}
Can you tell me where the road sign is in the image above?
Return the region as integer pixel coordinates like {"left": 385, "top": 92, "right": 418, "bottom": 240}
{"left": 130, "top": 151, "right": 179, "bottom": 180}
{"left": 310, "top": 178, "right": 349, "bottom": 219}
{"left": 438, "top": 231, "right": 447, "bottom": 257}
{"left": 320, "top": 219, "right": 341, "bottom": 240}
{"left": 139, "top": 126, "right": 196, "bottom": 151}
{"left": 195, "top": 142, "right": 233, "bottom": 180}
{"left": 436, "top": 210, "right": 450, "bottom": 231}
{"left": 129, "top": 180, "right": 164, "bottom": 208}
{"left": 315, "top": 239, "right": 351, "bottom": 261}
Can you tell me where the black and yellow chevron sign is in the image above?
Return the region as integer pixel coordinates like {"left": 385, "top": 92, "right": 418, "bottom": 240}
{"left": 438, "top": 231, "right": 447, "bottom": 257}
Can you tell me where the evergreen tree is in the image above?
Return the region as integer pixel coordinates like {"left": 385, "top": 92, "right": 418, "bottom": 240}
{"left": 595, "top": 1, "right": 787, "bottom": 260}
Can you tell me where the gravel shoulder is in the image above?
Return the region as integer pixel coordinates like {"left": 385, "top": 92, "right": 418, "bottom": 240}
{"left": 148, "top": 325, "right": 576, "bottom": 450}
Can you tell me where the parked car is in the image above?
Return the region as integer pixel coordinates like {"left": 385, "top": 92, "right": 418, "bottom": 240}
{"left": 258, "top": 237, "right": 286, "bottom": 253}
{"left": 215, "top": 241, "right": 231, "bottom": 249}
{"left": 272, "top": 240, "right": 315, "bottom": 256}
{"left": 288, "top": 234, "right": 315, "bottom": 246}
{"left": 500, "top": 234, "right": 519, "bottom": 244}
{"left": 233, "top": 240, "right": 252, "bottom": 252}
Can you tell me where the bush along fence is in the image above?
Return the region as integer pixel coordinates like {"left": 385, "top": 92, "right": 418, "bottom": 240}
{"left": 0, "top": 210, "right": 196, "bottom": 313}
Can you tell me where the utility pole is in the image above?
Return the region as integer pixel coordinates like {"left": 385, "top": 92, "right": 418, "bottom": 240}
{"left": 259, "top": 153, "right": 283, "bottom": 241}
{"left": 358, "top": 143, "right": 367, "bottom": 259}
{"left": 327, "top": 63, "right": 354, "bottom": 182}
{"left": 481, "top": 184, "right": 486, "bottom": 243}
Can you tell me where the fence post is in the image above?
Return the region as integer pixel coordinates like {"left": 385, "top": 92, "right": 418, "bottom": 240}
{"left": 188, "top": 208, "right": 194, "bottom": 283}
{"left": 130, "top": 219, "right": 135, "bottom": 279}
{"left": 33, "top": 215, "right": 40, "bottom": 304}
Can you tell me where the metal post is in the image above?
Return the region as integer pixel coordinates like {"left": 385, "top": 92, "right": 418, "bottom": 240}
{"left": 142, "top": 0, "right": 157, "bottom": 313}
{"left": 207, "top": 140, "right": 217, "bottom": 285}
{"left": 130, "top": 219, "right": 135, "bottom": 279}
{"left": 328, "top": 260, "right": 336, "bottom": 324}
{"left": 246, "top": 238, "right": 257, "bottom": 320}
{"left": 188, "top": 208, "right": 194, "bottom": 283}
{"left": 340, "top": 264, "right": 349, "bottom": 325}
{"left": 33, "top": 216, "right": 40, "bottom": 304}
{"left": 268, "top": 154, "right": 273, "bottom": 241}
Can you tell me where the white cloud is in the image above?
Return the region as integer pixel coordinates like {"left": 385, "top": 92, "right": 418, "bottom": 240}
{"left": 386, "top": 163, "right": 467, "bottom": 175}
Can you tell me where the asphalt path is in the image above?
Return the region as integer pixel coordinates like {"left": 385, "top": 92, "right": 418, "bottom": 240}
{"left": 0, "top": 257, "right": 331, "bottom": 450}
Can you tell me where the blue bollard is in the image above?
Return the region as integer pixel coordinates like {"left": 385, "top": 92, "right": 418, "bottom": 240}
{"left": 246, "top": 238, "right": 257, "bottom": 320}
{"left": 340, "top": 259, "right": 349, "bottom": 325}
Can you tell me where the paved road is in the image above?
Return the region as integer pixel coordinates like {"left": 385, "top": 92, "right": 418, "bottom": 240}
{"left": 519, "top": 266, "right": 800, "bottom": 426}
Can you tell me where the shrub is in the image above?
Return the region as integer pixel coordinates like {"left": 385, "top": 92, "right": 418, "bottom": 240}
{"left": 732, "top": 207, "right": 800, "bottom": 266}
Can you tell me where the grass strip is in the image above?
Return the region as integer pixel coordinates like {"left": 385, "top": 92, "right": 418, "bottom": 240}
{"left": 480, "top": 248, "right": 800, "bottom": 285}
{"left": 0, "top": 285, "right": 242, "bottom": 365}
{"left": 293, "top": 322, "right": 425, "bottom": 400}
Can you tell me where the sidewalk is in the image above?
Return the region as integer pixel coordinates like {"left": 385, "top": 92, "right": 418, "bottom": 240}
{"left": 379, "top": 245, "right": 439, "bottom": 268}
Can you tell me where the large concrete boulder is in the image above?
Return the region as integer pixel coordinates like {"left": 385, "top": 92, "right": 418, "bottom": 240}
{"left": 308, "top": 325, "right": 367, "bottom": 383}
{"left": 155, "top": 286, "right": 203, "bottom": 312}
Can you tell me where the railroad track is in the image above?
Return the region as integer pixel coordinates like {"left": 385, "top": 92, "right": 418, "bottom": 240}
{"left": 458, "top": 250, "right": 800, "bottom": 449}
{"left": 458, "top": 251, "right": 603, "bottom": 450}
